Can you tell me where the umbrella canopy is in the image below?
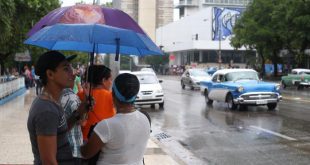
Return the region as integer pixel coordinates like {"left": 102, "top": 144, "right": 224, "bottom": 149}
{"left": 27, "top": 4, "right": 146, "bottom": 37}
{"left": 24, "top": 23, "right": 163, "bottom": 56}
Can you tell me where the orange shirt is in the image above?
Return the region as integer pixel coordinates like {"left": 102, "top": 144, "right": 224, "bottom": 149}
{"left": 78, "top": 88, "right": 116, "bottom": 140}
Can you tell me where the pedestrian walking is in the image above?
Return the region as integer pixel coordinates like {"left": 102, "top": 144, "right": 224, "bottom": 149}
{"left": 27, "top": 51, "right": 88, "bottom": 164}
{"left": 81, "top": 73, "right": 151, "bottom": 165}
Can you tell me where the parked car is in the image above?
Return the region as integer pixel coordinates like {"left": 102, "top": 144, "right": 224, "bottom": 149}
{"left": 281, "top": 68, "right": 310, "bottom": 90}
{"left": 181, "top": 69, "right": 211, "bottom": 90}
{"left": 140, "top": 67, "right": 155, "bottom": 73}
{"left": 200, "top": 69, "right": 282, "bottom": 110}
{"left": 131, "top": 71, "right": 164, "bottom": 108}
{"left": 205, "top": 67, "right": 217, "bottom": 76}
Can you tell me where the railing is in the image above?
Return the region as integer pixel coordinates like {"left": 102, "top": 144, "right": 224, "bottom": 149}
{"left": 179, "top": 0, "right": 199, "bottom": 6}
{"left": 0, "top": 77, "right": 25, "bottom": 99}
{"left": 203, "top": 0, "right": 252, "bottom": 6}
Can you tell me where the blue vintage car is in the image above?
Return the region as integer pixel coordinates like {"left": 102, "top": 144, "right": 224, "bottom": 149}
{"left": 200, "top": 69, "right": 282, "bottom": 110}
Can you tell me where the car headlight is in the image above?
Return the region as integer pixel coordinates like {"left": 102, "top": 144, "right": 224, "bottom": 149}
{"left": 191, "top": 78, "right": 199, "bottom": 83}
{"left": 156, "top": 89, "right": 163, "bottom": 93}
{"left": 237, "top": 86, "right": 244, "bottom": 92}
{"left": 275, "top": 84, "right": 281, "bottom": 91}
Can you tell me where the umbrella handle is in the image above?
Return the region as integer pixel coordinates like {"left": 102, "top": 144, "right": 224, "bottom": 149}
{"left": 115, "top": 38, "right": 120, "bottom": 61}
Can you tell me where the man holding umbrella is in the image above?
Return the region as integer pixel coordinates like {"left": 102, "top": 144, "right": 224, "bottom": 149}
{"left": 27, "top": 51, "right": 89, "bottom": 164}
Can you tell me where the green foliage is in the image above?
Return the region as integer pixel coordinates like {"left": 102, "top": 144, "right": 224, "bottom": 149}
{"left": 144, "top": 54, "right": 169, "bottom": 66}
{"left": 231, "top": 0, "right": 310, "bottom": 75}
{"left": 120, "top": 55, "right": 131, "bottom": 70}
{"left": 0, "top": 0, "right": 60, "bottom": 72}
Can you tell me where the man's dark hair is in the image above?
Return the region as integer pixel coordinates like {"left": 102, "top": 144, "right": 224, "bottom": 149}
{"left": 85, "top": 65, "right": 111, "bottom": 86}
{"left": 113, "top": 73, "right": 140, "bottom": 103}
{"left": 35, "top": 51, "right": 76, "bottom": 86}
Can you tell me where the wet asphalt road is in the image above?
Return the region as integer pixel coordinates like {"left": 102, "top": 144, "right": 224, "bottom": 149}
{"left": 142, "top": 76, "right": 310, "bottom": 165}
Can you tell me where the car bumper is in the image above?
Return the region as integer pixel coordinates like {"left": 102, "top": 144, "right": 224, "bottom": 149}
{"left": 135, "top": 94, "right": 164, "bottom": 105}
{"left": 300, "top": 82, "right": 310, "bottom": 86}
{"left": 234, "top": 92, "right": 282, "bottom": 105}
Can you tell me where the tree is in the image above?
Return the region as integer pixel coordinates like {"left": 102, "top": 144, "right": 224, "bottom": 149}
{"left": 232, "top": 0, "right": 310, "bottom": 76}
{"left": 144, "top": 54, "right": 169, "bottom": 73}
{"left": 0, "top": 1, "right": 15, "bottom": 73}
{"left": 0, "top": 0, "right": 60, "bottom": 74}
{"left": 231, "top": 0, "right": 275, "bottom": 77}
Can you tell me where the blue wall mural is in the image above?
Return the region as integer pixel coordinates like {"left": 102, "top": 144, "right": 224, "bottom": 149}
{"left": 212, "top": 7, "right": 245, "bottom": 41}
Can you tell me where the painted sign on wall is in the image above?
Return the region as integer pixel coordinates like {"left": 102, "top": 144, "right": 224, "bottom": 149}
{"left": 212, "top": 7, "right": 245, "bottom": 41}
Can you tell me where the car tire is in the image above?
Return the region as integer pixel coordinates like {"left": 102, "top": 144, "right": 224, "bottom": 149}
{"left": 226, "top": 94, "right": 237, "bottom": 110}
{"left": 267, "top": 103, "right": 277, "bottom": 110}
{"left": 281, "top": 81, "right": 286, "bottom": 89}
{"left": 159, "top": 102, "right": 164, "bottom": 109}
{"left": 181, "top": 81, "right": 185, "bottom": 89}
{"left": 297, "top": 85, "right": 304, "bottom": 90}
{"left": 150, "top": 104, "right": 155, "bottom": 108}
{"left": 204, "top": 90, "right": 213, "bottom": 105}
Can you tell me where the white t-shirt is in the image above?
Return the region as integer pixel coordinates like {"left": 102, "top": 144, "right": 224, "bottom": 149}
{"left": 94, "top": 110, "right": 151, "bottom": 165}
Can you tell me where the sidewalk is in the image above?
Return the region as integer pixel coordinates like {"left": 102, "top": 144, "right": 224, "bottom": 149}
{"left": 0, "top": 88, "right": 180, "bottom": 165}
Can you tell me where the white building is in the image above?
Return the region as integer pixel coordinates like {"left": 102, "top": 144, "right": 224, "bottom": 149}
{"left": 157, "top": 4, "right": 254, "bottom": 68}
{"left": 176, "top": 0, "right": 252, "bottom": 19}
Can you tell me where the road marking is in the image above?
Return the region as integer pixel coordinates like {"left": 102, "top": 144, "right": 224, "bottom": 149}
{"left": 250, "top": 125, "right": 297, "bottom": 141}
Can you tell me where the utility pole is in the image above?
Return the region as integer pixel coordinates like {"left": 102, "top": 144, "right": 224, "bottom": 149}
{"left": 218, "top": 23, "right": 222, "bottom": 69}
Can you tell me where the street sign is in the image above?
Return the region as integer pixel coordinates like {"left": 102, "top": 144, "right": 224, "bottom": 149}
{"left": 14, "top": 50, "right": 31, "bottom": 62}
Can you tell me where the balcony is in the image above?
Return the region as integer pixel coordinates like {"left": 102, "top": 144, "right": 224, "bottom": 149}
{"left": 202, "top": 0, "right": 252, "bottom": 6}
{"left": 175, "top": 0, "right": 199, "bottom": 8}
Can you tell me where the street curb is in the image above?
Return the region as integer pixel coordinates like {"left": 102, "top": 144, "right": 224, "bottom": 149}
{"left": 151, "top": 136, "right": 206, "bottom": 165}
{"left": 150, "top": 137, "right": 187, "bottom": 165}
{"left": 0, "top": 87, "right": 26, "bottom": 105}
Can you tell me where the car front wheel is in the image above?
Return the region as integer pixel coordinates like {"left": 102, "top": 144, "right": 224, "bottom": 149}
{"left": 205, "top": 90, "right": 213, "bottom": 105}
{"left": 181, "top": 81, "right": 185, "bottom": 89}
{"left": 267, "top": 103, "right": 277, "bottom": 110}
{"left": 159, "top": 102, "right": 164, "bottom": 109}
{"left": 226, "top": 94, "right": 237, "bottom": 110}
{"left": 281, "top": 81, "right": 286, "bottom": 89}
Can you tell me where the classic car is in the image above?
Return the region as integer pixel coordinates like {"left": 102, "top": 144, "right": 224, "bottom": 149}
{"left": 181, "top": 69, "right": 211, "bottom": 90}
{"left": 281, "top": 68, "right": 310, "bottom": 89}
{"left": 200, "top": 69, "right": 282, "bottom": 110}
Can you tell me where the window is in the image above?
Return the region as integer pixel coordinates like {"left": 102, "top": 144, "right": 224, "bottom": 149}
{"left": 212, "top": 74, "right": 218, "bottom": 82}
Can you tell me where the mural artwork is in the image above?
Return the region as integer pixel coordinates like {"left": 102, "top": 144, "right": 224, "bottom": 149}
{"left": 212, "top": 7, "right": 245, "bottom": 41}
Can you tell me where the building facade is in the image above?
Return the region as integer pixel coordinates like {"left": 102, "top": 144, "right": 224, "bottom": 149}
{"left": 113, "top": 0, "right": 173, "bottom": 40}
{"left": 156, "top": 6, "right": 255, "bottom": 68}
{"left": 176, "top": 0, "right": 252, "bottom": 19}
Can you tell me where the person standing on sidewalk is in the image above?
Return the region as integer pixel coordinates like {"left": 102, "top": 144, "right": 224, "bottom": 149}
{"left": 60, "top": 87, "right": 84, "bottom": 164}
{"left": 77, "top": 65, "right": 116, "bottom": 141}
{"left": 27, "top": 51, "right": 88, "bottom": 165}
{"left": 81, "top": 73, "right": 151, "bottom": 165}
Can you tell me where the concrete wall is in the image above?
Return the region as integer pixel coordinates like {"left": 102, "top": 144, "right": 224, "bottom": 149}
{"left": 138, "top": 0, "right": 156, "bottom": 40}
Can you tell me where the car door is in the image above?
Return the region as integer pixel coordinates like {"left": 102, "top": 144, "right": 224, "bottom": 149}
{"left": 208, "top": 73, "right": 228, "bottom": 102}
{"left": 183, "top": 70, "right": 191, "bottom": 86}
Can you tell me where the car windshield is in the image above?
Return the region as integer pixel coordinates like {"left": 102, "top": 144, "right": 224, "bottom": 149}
{"left": 190, "top": 70, "right": 210, "bottom": 77}
{"left": 226, "top": 71, "right": 259, "bottom": 81}
{"left": 300, "top": 71, "right": 310, "bottom": 75}
{"left": 135, "top": 74, "right": 158, "bottom": 84}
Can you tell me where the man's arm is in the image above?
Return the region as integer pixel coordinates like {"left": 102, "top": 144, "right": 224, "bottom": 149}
{"left": 80, "top": 132, "right": 104, "bottom": 159}
{"left": 37, "top": 135, "right": 58, "bottom": 165}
